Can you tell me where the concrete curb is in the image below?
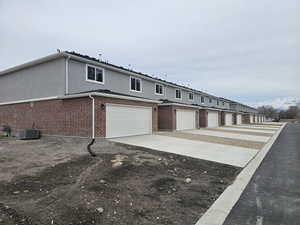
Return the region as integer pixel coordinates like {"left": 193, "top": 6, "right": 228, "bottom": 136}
{"left": 195, "top": 123, "right": 287, "bottom": 225}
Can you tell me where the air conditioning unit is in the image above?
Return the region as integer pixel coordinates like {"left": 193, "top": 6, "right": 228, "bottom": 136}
{"left": 18, "top": 129, "right": 41, "bottom": 140}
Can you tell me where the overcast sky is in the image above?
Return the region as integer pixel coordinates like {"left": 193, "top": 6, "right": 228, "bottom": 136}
{"left": 1, "top": 0, "right": 299, "bottom": 107}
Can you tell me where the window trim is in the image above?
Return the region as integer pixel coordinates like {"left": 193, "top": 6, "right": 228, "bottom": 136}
{"left": 175, "top": 89, "right": 182, "bottom": 100}
{"left": 188, "top": 92, "right": 194, "bottom": 101}
{"left": 154, "top": 83, "right": 164, "bottom": 96}
{"left": 130, "top": 76, "right": 142, "bottom": 93}
{"left": 86, "top": 64, "right": 105, "bottom": 84}
{"left": 201, "top": 96, "right": 205, "bottom": 104}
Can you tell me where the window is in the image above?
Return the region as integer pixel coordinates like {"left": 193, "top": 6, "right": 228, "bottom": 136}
{"left": 209, "top": 98, "right": 212, "bottom": 103}
{"left": 188, "top": 93, "right": 194, "bottom": 101}
{"left": 155, "top": 84, "right": 164, "bottom": 95}
{"left": 86, "top": 65, "right": 104, "bottom": 84}
{"left": 217, "top": 100, "right": 219, "bottom": 105}
{"left": 175, "top": 89, "right": 182, "bottom": 99}
{"left": 222, "top": 101, "right": 225, "bottom": 105}
{"left": 201, "top": 96, "right": 205, "bottom": 103}
{"left": 130, "top": 77, "right": 142, "bottom": 92}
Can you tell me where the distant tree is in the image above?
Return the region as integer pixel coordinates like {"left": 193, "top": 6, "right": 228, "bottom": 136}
{"left": 257, "top": 105, "right": 278, "bottom": 119}
{"left": 285, "top": 106, "right": 300, "bottom": 119}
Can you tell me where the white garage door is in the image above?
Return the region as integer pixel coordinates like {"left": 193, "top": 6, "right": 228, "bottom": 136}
{"left": 207, "top": 111, "right": 219, "bottom": 128}
{"left": 176, "top": 110, "right": 196, "bottom": 130}
{"left": 250, "top": 115, "right": 254, "bottom": 123}
{"left": 237, "top": 114, "right": 242, "bottom": 124}
{"left": 106, "top": 104, "right": 152, "bottom": 138}
{"left": 225, "top": 113, "right": 233, "bottom": 125}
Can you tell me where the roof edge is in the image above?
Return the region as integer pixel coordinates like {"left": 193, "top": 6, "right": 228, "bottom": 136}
{"left": 0, "top": 52, "right": 66, "bottom": 76}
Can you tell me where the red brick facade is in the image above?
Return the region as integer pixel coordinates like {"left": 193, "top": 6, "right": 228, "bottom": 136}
{"left": 233, "top": 113, "right": 237, "bottom": 125}
{"left": 242, "top": 114, "right": 250, "bottom": 124}
{"left": 220, "top": 111, "right": 225, "bottom": 126}
{"left": 0, "top": 97, "right": 158, "bottom": 137}
{"left": 199, "top": 109, "right": 207, "bottom": 128}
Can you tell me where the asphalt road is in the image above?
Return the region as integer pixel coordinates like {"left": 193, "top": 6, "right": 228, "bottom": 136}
{"left": 223, "top": 123, "right": 300, "bottom": 225}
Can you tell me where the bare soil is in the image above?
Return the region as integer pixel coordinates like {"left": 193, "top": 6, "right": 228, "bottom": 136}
{"left": 158, "top": 132, "right": 265, "bottom": 150}
{"left": 0, "top": 137, "right": 241, "bottom": 225}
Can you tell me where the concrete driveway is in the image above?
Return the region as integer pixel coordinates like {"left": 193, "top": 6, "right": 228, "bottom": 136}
{"left": 111, "top": 134, "right": 258, "bottom": 167}
{"left": 185, "top": 129, "right": 270, "bottom": 142}
{"left": 218, "top": 127, "right": 276, "bottom": 134}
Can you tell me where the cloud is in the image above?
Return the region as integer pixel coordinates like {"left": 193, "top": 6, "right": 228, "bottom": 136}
{"left": 0, "top": 0, "right": 299, "bottom": 104}
{"left": 247, "top": 96, "right": 300, "bottom": 110}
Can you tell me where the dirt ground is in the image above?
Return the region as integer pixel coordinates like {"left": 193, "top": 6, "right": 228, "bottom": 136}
{"left": 0, "top": 137, "right": 241, "bottom": 225}
{"left": 158, "top": 132, "right": 265, "bottom": 150}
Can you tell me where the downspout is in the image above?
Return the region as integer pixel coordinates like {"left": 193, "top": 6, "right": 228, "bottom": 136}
{"left": 65, "top": 56, "right": 71, "bottom": 95}
{"left": 87, "top": 94, "right": 96, "bottom": 157}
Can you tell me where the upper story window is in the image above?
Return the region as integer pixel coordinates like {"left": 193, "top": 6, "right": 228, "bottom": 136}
{"left": 209, "top": 98, "right": 212, "bottom": 103}
{"left": 188, "top": 93, "right": 194, "bottom": 101}
{"left": 217, "top": 100, "right": 219, "bottom": 105}
{"left": 201, "top": 96, "right": 205, "bottom": 103}
{"left": 175, "top": 89, "right": 182, "bottom": 99}
{"left": 222, "top": 101, "right": 225, "bottom": 105}
{"left": 130, "top": 77, "right": 142, "bottom": 92}
{"left": 155, "top": 84, "right": 164, "bottom": 95}
{"left": 86, "top": 65, "right": 104, "bottom": 84}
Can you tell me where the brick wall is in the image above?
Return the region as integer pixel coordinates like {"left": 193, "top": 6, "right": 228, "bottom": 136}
{"left": 218, "top": 111, "right": 222, "bottom": 126}
{"left": 0, "top": 98, "right": 92, "bottom": 137}
{"left": 242, "top": 114, "right": 250, "bottom": 124}
{"left": 233, "top": 113, "right": 237, "bottom": 125}
{"left": 0, "top": 97, "right": 158, "bottom": 137}
{"left": 220, "top": 111, "right": 225, "bottom": 126}
{"left": 199, "top": 109, "right": 207, "bottom": 128}
{"left": 158, "top": 105, "right": 174, "bottom": 130}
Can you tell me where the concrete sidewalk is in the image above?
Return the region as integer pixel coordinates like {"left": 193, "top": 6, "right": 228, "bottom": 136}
{"left": 223, "top": 123, "right": 300, "bottom": 225}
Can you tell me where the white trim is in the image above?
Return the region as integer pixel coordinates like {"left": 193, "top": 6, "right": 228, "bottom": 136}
{"left": 106, "top": 103, "right": 153, "bottom": 110}
{"left": 159, "top": 103, "right": 199, "bottom": 109}
{"left": 61, "top": 92, "right": 161, "bottom": 104}
{"left": 85, "top": 64, "right": 105, "bottom": 85}
{"left": 0, "top": 52, "right": 65, "bottom": 76}
{"left": 154, "top": 83, "right": 164, "bottom": 96}
{"left": 65, "top": 56, "right": 70, "bottom": 94}
{"left": 0, "top": 96, "right": 59, "bottom": 106}
{"left": 175, "top": 89, "right": 182, "bottom": 100}
{"left": 88, "top": 95, "right": 95, "bottom": 139}
{"left": 129, "top": 76, "right": 142, "bottom": 93}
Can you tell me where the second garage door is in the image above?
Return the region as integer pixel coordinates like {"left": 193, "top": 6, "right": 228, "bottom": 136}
{"left": 106, "top": 104, "right": 152, "bottom": 138}
{"left": 250, "top": 115, "right": 254, "bottom": 123}
{"left": 207, "top": 111, "right": 219, "bottom": 128}
{"left": 225, "top": 113, "right": 233, "bottom": 125}
{"left": 176, "top": 110, "right": 196, "bottom": 130}
{"left": 237, "top": 114, "right": 242, "bottom": 124}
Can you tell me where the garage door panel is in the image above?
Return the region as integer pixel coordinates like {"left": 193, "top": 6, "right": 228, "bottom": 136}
{"left": 225, "top": 113, "right": 233, "bottom": 125}
{"left": 207, "top": 111, "right": 219, "bottom": 128}
{"left": 237, "top": 115, "right": 242, "bottom": 124}
{"left": 176, "top": 110, "right": 196, "bottom": 130}
{"left": 106, "top": 105, "right": 152, "bottom": 138}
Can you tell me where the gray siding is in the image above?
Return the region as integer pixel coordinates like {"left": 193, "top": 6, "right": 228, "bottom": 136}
{"left": 67, "top": 59, "right": 226, "bottom": 108}
{"left": 0, "top": 58, "right": 65, "bottom": 103}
